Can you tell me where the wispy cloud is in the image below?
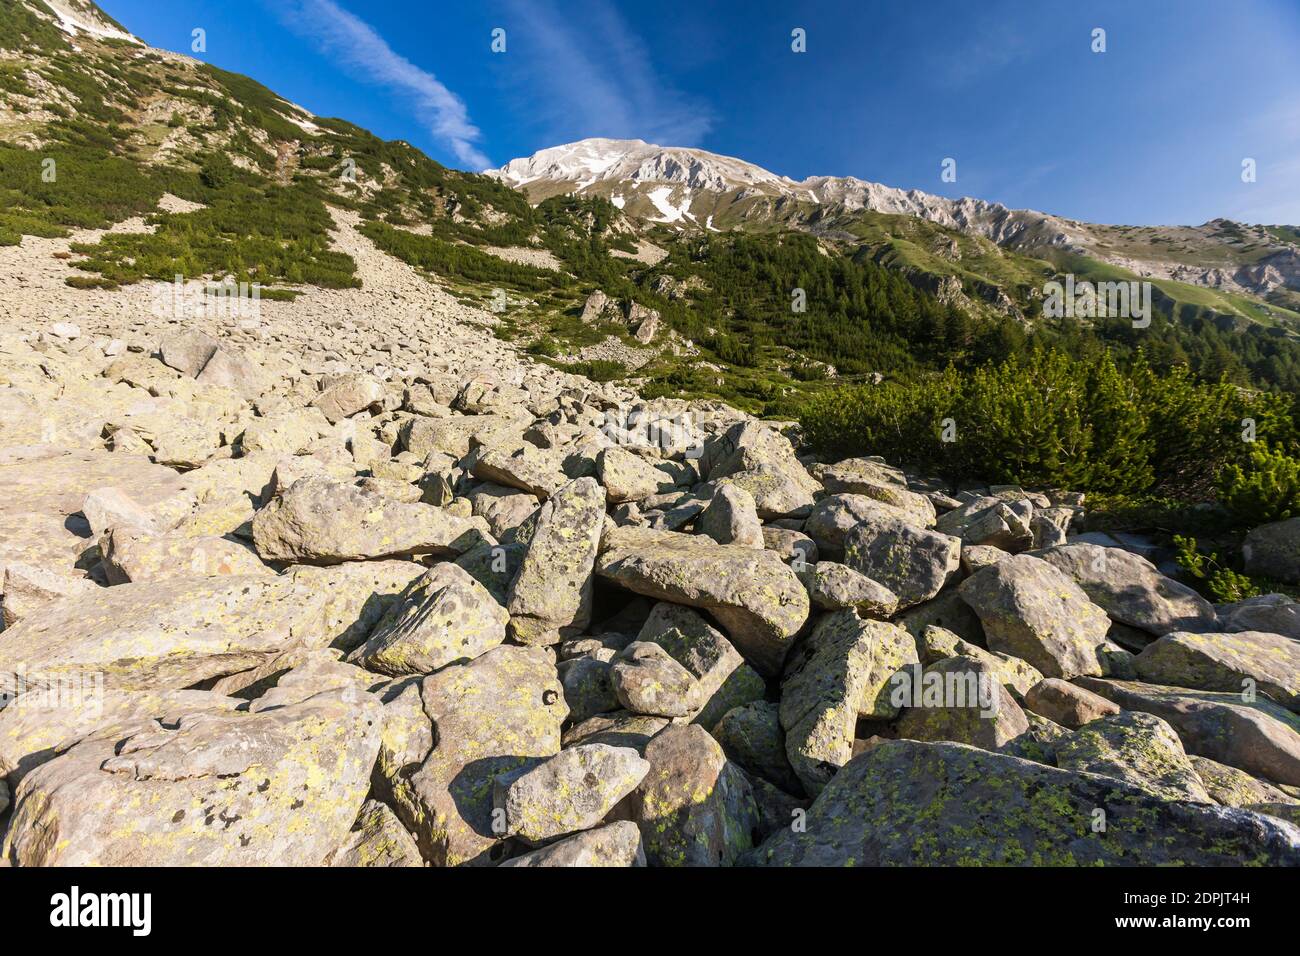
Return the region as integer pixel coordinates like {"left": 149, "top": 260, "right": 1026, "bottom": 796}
{"left": 500, "top": 0, "right": 712, "bottom": 147}
{"left": 268, "top": 0, "right": 489, "bottom": 169}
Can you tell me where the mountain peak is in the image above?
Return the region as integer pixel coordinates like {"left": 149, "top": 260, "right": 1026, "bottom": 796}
{"left": 38, "top": 0, "right": 142, "bottom": 46}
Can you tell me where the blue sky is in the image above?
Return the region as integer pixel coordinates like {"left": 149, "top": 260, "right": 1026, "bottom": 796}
{"left": 99, "top": 0, "right": 1300, "bottom": 226}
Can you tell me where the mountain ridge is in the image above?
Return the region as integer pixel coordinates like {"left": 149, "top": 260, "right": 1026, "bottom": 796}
{"left": 490, "top": 137, "right": 1300, "bottom": 304}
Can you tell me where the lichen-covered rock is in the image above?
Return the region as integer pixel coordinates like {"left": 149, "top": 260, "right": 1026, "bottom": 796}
{"left": 817, "top": 463, "right": 935, "bottom": 527}
{"left": 596, "top": 525, "right": 809, "bottom": 676}
{"left": 797, "top": 561, "right": 898, "bottom": 617}
{"left": 636, "top": 602, "right": 765, "bottom": 729}
{"left": 895, "top": 656, "right": 1031, "bottom": 750}
{"left": 751, "top": 740, "right": 1300, "bottom": 866}
{"left": 958, "top": 555, "right": 1111, "bottom": 679}
{"left": 1219, "top": 594, "right": 1300, "bottom": 640}
{"left": 936, "top": 497, "right": 1033, "bottom": 551}
{"left": 626, "top": 724, "right": 758, "bottom": 867}
{"left": 470, "top": 443, "right": 569, "bottom": 500}
{"left": 698, "top": 483, "right": 764, "bottom": 548}
{"left": 1189, "top": 756, "right": 1300, "bottom": 808}
{"left": 1035, "top": 543, "right": 1216, "bottom": 636}
{"left": 0, "top": 688, "right": 243, "bottom": 790}
{"left": 1243, "top": 517, "right": 1300, "bottom": 584}
{"left": 1023, "top": 677, "right": 1120, "bottom": 728}
{"left": 609, "top": 641, "right": 701, "bottom": 717}
{"left": 253, "top": 477, "right": 488, "bottom": 563}
{"left": 803, "top": 493, "right": 916, "bottom": 560}
{"left": 312, "top": 373, "right": 385, "bottom": 423}
{"left": 287, "top": 560, "right": 426, "bottom": 652}
{"left": 780, "top": 609, "right": 916, "bottom": 795}
{"left": 842, "top": 515, "right": 960, "bottom": 608}
{"left": 100, "top": 527, "right": 269, "bottom": 584}
{"left": 326, "top": 800, "right": 424, "bottom": 867}
{"left": 378, "top": 645, "right": 567, "bottom": 866}
{"left": 3, "top": 688, "right": 382, "bottom": 866}
{"left": 506, "top": 477, "right": 605, "bottom": 645}
{"left": 597, "top": 446, "right": 674, "bottom": 503}
{"left": 347, "top": 563, "right": 508, "bottom": 676}
{"left": 559, "top": 656, "right": 619, "bottom": 724}
{"left": 466, "top": 482, "right": 537, "bottom": 537}
{"left": 711, "top": 700, "right": 802, "bottom": 794}
{"left": 1055, "top": 711, "right": 1211, "bottom": 803}
{"left": 499, "top": 820, "right": 646, "bottom": 867}
{"left": 494, "top": 743, "right": 649, "bottom": 843}
{"left": 1134, "top": 630, "right": 1300, "bottom": 711}
{"left": 0, "top": 574, "right": 330, "bottom": 691}
{"left": 921, "top": 625, "right": 1044, "bottom": 699}
{"left": 1075, "top": 677, "right": 1300, "bottom": 787}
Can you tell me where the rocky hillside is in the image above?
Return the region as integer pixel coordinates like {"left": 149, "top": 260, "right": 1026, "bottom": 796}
{"left": 2, "top": 281, "right": 1299, "bottom": 865}
{"left": 1, "top": 0, "right": 1299, "bottom": 868}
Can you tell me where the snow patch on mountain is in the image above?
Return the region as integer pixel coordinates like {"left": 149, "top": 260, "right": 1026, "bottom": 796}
{"left": 45, "top": 0, "right": 142, "bottom": 45}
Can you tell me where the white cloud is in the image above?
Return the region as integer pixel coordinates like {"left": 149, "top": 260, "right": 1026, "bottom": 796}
{"left": 269, "top": 0, "right": 489, "bottom": 169}
{"left": 501, "top": 0, "right": 712, "bottom": 147}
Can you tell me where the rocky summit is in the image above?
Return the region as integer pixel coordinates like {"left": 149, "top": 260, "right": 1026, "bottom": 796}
{"left": 0, "top": 0, "right": 1298, "bottom": 871}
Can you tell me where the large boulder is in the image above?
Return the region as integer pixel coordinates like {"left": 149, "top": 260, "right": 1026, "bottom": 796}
{"left": 780, "top": 609, "right": 916, "bottom": 796}
{"left": 698, "top": 483, "right": 764, "bottom": 548}
{"left": 1023, "top": 677, "right": 1119, "bottom": 728}
{"left": 635, "top": 602, "right": 765, "bottom": 729}
{"left": 711, "top": 700, "right": 801, "bottom": 794}
{"left": 958, "top": 555, "right": 1111, "bottom": 679}
{"left": 1035, "top": 543, "right": 1216, "bottom": 636}
{"left": 894, "top": 656, "right": 1031, "bottom": 750}
{"left": 252, "top": 477, "right": 487, "bottom": 564}
{"left": 499, "top": 820, "right": 645, "bottom": 867}
{"left": 1219, "top": 594, "right": 1300, "bottom": 640}
{"left": 596, "top": 446, "right": 674, "bottom": 503}
{"left": 506, "top": 477, "right": 605, "bottom": 645}
{"left": 920, "top": 625, "right": 1044, "bottom": 699}
{"left": 797, "top": 561, "right": 899, "bottom": 617}
{"left": 494, "top": 744, "right": 649, "bottom": 843}
{"left": 3, "top": 688, "right": 381, "bottom": 866}
{"left": 1054, "top": 711, "right": 1212, "bottom": 803}
{"left": 1075, "top": 677, "right": 1300, "bottom": 786}
{"left": 596, "top": 526, "right": 809, "bottom": 676}
{"left": 751, "top": 740, "right": 1300, "bottom": 866}
{"left": 1243, "top": 517, "right": 1300, "bottom": 584}
{"left": 0, "top": 574, "right": 330, "bottom": 692}
{"left": 936, "top": 497, "right": 1033, "bottom": 551}
{"left": 1134, "top": 630, "right": 1300, "bottom": 710}
{"left": 100, "top": 527, "right": 269, "bottom": 584}
{"left": 377, "top": 646, "right": 567, "bottom": 866}
{"left": 842, "top": 515, "right": 960, "bottom": 608}
{"left": 347, "top": 563, "right": 508, "bottom": 676}
{"left": 624, "top": 724, "right": 758, "bottom": 867}
{"left": 804, "top": 494, "right": 913, "bottom": 560}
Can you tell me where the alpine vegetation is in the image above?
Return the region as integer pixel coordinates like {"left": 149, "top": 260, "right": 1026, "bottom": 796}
{"left": 0, "top": 0, "right": 1297, "bottom": 875}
